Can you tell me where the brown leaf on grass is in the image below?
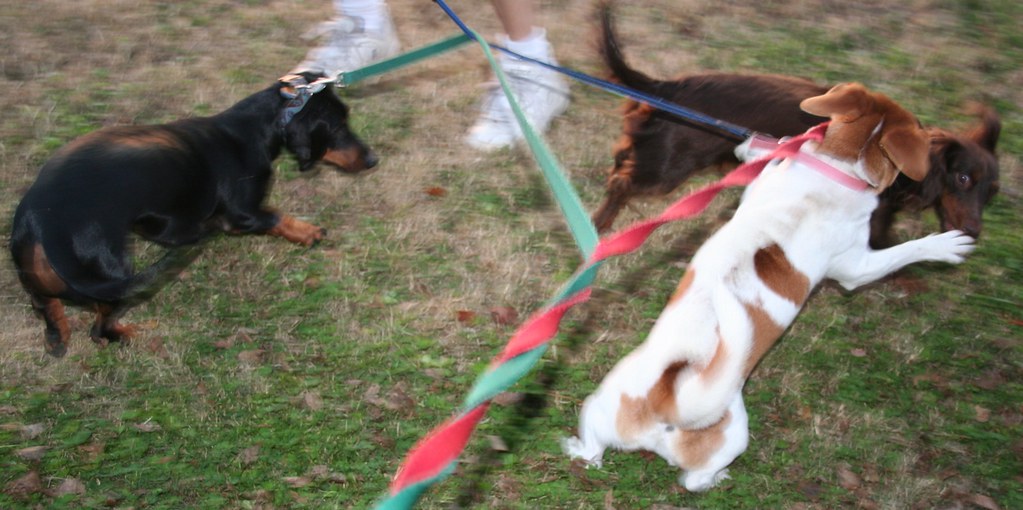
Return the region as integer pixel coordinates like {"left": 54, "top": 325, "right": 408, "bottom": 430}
{"left": 147, "top": 336, "right": 168, "bottom": 357}
{"left": 133, "top": 420, "right": 161, "bottom": 433}
{"left": 307, "top": 465, "right": 346, "bottom": 483}
{"left": 237, "top": 349, "right": 265, "bottom": 365}
{"left": 16, "top": 446, "right": 47, "bottom": 461}
{"left": 966, "top": 493, "right": 1001, "bottom": 510}
{"left": 797, "top": 479, "right": 823, "bottom": 500}
{"left": 18, "top": 423, "right": 45, "bottom": 440}
{"left": 974, "top": 405, "right": 991, "bottom": 423}
{"left": 4, "top": 471, "right": 42, "bottom": 499}
{"left": 836, "top": 464, "right": 862, "bottom": 490}
{"left": 213, "top": 338, "right": 234, "bottom": 350}
{"left": 857, "top": 498, "right": 880, "bottom": 510}
{"left": 861, "top": 463, "right": 881, "bottom": 483}
{"left": 487, "top": 435, "right": 509, "bottom": 452}
{"left": 456, "top": 310, "right": 477, "bottom": 323}
{"left": 300, "top": 391, "right": 324, "bottom": 411}
{"left": 424, "top": 186, "right": 448, "bottom": 197}
{"left": 492, "top": 391, "right": 523, "bottom": 407}
{"left": 490, "top": 306, "right": 519, "bottom": 325}
{"left": 973, "top": 369, "right": 1006, "bottom": 391}
{"left": 238, "top": 445, "right": 260, "bottom": 466}
{"left": 283, "top": 476, "right": 312, "bottom": 488}
{"left": 891, "top": 275, "right": 929, "bottom": 295}
{"left": 78, "top": 442, "right": 105, "bottom": 462}
{"left": 912, "top": 372, "right": 948, "bottom": 388}
{"left": 383, "top": 384, "right": 415, "bottom": 412}
{"left": 850, "top": 348, "right": 868, "bottom": 358}
{"left": 50, "top": 477, "right": 86, "bottom": 497}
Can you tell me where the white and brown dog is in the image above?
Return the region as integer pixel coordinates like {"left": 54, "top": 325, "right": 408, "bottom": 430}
{"left": 563, "top": 83, "right": 975, "bottom": 491}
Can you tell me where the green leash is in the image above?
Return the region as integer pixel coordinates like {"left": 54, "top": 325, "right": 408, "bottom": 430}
{"left": 336, "top": 34, "right": 472, "bottom": 87}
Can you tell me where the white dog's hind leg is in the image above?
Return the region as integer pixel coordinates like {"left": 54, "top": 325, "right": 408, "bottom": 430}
{"left": 562, "top": 395, "right": 611, "bottom": 468}
{"left": 676, "top": 392, "right": 750, "bottom": 491}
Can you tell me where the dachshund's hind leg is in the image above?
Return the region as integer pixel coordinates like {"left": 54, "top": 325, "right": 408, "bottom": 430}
{"left": 31, "top": 296, "right": 72, "bottom": 357}
{"left": 90, "top": 303, "right": 137, "bottom": 347}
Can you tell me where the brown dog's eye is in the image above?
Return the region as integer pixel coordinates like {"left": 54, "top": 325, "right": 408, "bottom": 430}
{"left": 955, "top": 172, "right": 972, "bottom": 189}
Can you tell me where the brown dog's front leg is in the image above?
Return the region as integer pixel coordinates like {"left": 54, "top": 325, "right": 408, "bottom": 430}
{"left": 268, "top": 215, "right": 326, "bottom": 246}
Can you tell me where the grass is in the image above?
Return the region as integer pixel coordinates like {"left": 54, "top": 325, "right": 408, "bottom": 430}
{"left": 1, "top": 0, "right": 1021, "bottom": 508}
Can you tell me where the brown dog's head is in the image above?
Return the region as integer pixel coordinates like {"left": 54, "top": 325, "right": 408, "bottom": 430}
{"left": 279, "top": 72, "right": 378, "bottom": 174}
{"left": 926, "top": 104, "right": 1001, "bottom": 237}
{"left": 800, "top": 83, "right": 929, "bottom": 190}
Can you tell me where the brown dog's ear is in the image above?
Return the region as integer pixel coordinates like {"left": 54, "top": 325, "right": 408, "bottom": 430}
{"left": 964, "top": 102, "right": 1001, "bottom": 154}
{"left": 799, "top": 83, "right": 873, "bottom": 123}
{"left": 880, "top": 124, "right": 930, "bottom": 182}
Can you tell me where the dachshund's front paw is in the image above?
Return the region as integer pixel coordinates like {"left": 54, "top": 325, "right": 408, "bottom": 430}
{"left": 270, "top": 215, "right": 326, "bottom": 247}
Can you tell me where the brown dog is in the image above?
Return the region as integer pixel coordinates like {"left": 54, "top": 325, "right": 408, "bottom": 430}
{"left": 592, "top": 3, "right": 1000, "bottom": 248}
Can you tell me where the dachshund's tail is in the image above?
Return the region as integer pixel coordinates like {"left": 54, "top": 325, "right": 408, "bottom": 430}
{"left": 596, "top": 0, "right": 659, "bottom": 94}
{"left": 117, "top": 245, "right": 205, "bottom": 306}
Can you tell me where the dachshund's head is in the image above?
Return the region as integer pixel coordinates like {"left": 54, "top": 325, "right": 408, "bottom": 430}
{"left": 279, "top": 72, "right": 378, "bottom": 174}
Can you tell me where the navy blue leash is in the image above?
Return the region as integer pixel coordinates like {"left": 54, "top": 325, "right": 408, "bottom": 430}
{"left": 432, "top": 0, "right": 754, "bottom": 141}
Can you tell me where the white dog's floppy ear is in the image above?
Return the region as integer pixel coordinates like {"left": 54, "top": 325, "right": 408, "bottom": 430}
{"left": 799, "top": 83, "right": 873, "bottom": 123}
{"left": 880, "top": 122, "right": 930, "bottom": 182}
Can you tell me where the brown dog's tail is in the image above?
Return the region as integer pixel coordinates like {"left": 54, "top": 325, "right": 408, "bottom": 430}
{"left": 597, "top": 1, "right": 658, "bottom": 93}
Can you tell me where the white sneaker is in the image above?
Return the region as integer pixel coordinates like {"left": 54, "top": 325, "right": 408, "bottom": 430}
{"left": 293, "top": 14, "right": 401, "bottom": 76}
{"left": 466, "top": 41, "right": 570, "bottom": 151}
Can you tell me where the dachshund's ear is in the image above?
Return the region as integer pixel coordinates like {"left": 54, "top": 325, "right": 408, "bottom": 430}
{"left": 283, "top": 124, "right": 318, "bottom": 171}
{"left": 964, "top": 102, "right": 1001, "bottom": 154}
{"left": 800, "top": 82, "right": 873, "bottom": 123}
{"left": 881, "top": 123, "right": 930, "bottom": 182}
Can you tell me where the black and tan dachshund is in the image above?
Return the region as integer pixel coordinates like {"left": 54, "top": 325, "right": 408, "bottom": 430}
{"left": 591, "top": 3, "right": 1001, "bottom": 248}
{"left": 10, "top": 72, "right": 377, "bottom": 357}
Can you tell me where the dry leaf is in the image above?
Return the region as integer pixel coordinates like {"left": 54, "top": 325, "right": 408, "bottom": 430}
{"left": 21, "top": 423, "right": 45, "bottom": 440}
{"left": 283, "top": 476, "right": 312, "bottom": 488}
{"left": 133, "top": 420, "right": 161, "bottom": 433}
{"left": 492, "top": 391, "right": 524, "bottom": 407}
{"left": 16, "top": 446, "right": 47, "bottom": 461}
{"left": 238, "top": 445, "right": 260, "bottom": 466}
{"left": 78, "top": 442, "right": 105, "bottom": 462}
{"left": 301, "top": 391, "right": 324, "bottom": 411}
{"left": 966, "top": 493, "right": 1001, "bottom": 510}
{"left": 237, "top": 349, "right": 265, "bottom": 365}
{"left": 456, "top": 310, "right": 477, "bottom": 323}
{"left": 836, "top": 465, "right": 862, "bottom": 490}
{"left": 424, "top": 186, "right": 447, "bottom": 197}
{"left": 4, "top": 471, "right": 42, "bottom": 499}
{"left": 850, "top": 348, "right": 868, "bottom": 358}
{"left": 487, "top": 435, "right": 509, "bottom": 452}
{"left": 50, "top": 477, "right": 86, "bottom": 497}
{"left": 147, "top": 336, "right": 169, "bottom": 357}
{"left": 490, "top": 306, "right": 519, "bottom": 325}
{"left": 974, "top": 405, "right": 991, "bottom": 423}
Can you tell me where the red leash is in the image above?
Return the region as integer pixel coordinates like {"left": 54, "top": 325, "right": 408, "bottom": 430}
{"left": 378, "top": 122, "right": 828, "bottom": 508}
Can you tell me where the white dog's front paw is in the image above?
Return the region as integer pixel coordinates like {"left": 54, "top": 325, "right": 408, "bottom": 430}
{"left": 681, "top": 468, "right": 730, "bottom": 492}
{"left": 923, "top": 229, "right": 976, "bottom": 264}
{"left": 561, "top": 436, "right": 603, "bottom": 469}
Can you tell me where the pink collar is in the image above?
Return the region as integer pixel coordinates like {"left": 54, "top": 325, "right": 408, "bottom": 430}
{"left": 747, "top": 133, "right": 873, "bottom": 192}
